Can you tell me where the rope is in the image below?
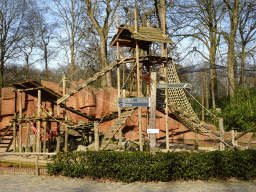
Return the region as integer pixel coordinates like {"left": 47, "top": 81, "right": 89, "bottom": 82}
{"left": 184, "top": 88, "right": 219, "bottom": 119}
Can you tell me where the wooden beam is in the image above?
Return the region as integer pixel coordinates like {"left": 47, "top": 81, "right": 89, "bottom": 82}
{"left": 63, "top": 75, "right": 68, "bottom": 152}
{"left": 43, "top": 121, "right": 47, "bottom": 160}
{"left": 37, "top": 90, "right": 41, "bottom": 153}
{"left": 219, "top": 117, "right": 225, "bottom": 151}
{"left": 150, "top": 72, "right": 157, "bottom": 154}
{"left": 15, "top": 87, "right": 43, "bottom": 92}
{"left": 13, "top": 113, "right": 17, "bottom": 153}
{"left": 94, "top": 121, "right": 99, "bottom": 152}
{"left": 25, "top": 115, "right": 30, "bottom": 156}
{"left": 19, "top": 91, "right": 22, "bottom": 153}
{"left": 235, "top": 125, "right": 256, "bottom": 140}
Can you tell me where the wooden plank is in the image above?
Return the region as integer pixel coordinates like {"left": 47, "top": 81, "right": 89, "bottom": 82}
{"left": 120, "top": 110, "right": 134, "bottom": 117}
{"left": 114, "top": 119, "right": 127, "bottom": 125}
{"left": 108, "top": 126, "right": 121, "bottom": 132}
{"left": 104, "top": 133, "right": 115, "bottom": 139}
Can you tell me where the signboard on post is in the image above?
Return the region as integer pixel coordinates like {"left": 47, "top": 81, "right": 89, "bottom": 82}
{"left": 147, "top": 129, "right": 159, "bottom": 134}
{"left": 157, "top": 83, "right": 192, "bottom": 89}
{"left": 118, "top": 97, "right": 150, "bottom": 107}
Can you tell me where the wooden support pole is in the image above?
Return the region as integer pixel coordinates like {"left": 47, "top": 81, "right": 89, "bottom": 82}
{"left": 43, "top": 121, "right": 47, "bottom": 160}
{"left": 204, "top": 62, "right": 209, "bottom": 111}
{"left": 134, "top": 8, "right": 143, "bottom": 151}
{"left": 13, "top": 113, "right": 17, "bottom": 152}
{"left": 219, "top": 117, "right": 225, "bottom": 151}
{"left": 56, "top": 105, "right": 61, "bottom": 153}
{"left": 164, "top": 56, "right": 169, "bottom": 151}
{"left": 201, "top": 71, "right": 205, "bottom": 121}
{"left": 117, "top": 37, "right": 122, "bottom": 149}
{"left": 137, "top": 40, "right": 143, "bottom": 151}
{"left": 94, "top": 121, "right": 99, "bottom": 151}
{"left": 134, "top": 8, "right": 138, "bottom": 33}
{"left": 231, "top": 130, "right": 235, "bottom": 147}
{"left": 36, "top": 155, "right": 39, "bottom": 176}
{"left": 25, "top": 115, "right": 30, "bottom": 156}
{"left": 150, "top": 72, "right": 157, "bottom": 154}
{"left": 19, "top": 91, "right": 23, "bottom": 153}
{"left": 37, "top": 90, "right": 41, "bottom": 152}
{"left": 63, "top": 75, "right": 68, "bottom": 152}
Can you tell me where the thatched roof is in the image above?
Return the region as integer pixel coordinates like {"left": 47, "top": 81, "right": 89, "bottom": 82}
{"left": 110, "top": 24, "right": 174, "bottom": 47}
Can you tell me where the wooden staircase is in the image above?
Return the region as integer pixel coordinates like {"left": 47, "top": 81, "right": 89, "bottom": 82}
{"left": 100, "top": 109, "right": 135, "bottom": 150}
{"left": 0, "top": 122, "right": 16, "bottom": 152}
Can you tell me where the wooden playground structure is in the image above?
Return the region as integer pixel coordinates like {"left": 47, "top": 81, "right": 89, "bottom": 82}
{"left": 0, "top": 9, "right": 251, "bottom": 156}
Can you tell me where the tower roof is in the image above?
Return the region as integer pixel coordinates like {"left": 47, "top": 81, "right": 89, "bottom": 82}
{"left": 110, "top": 24, "right": 174, "bottom": 47}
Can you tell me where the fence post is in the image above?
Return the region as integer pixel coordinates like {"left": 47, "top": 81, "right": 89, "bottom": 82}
{"left": 219, "top": 117, "right": 225, "bottom": 151}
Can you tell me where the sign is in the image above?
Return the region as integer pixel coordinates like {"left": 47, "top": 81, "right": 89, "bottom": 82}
{"left": 118, "top": 97, "right": 150, "bottom": 107}
{"left": 147, "top": 129, "right": 159, "bottom": 134}
{"left": 157, "top": 83, "right": 192, "bottom": 89}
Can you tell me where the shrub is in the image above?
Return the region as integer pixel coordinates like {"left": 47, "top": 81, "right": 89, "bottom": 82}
{"left": 46, "top": 150, "right": 256, "bottom": 182}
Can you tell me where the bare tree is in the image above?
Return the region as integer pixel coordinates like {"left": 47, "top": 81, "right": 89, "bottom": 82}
{"left": 221, "top": 0, "right": 240, "bottom": 97}
{"left": 176, "top": 0, "right": 225, "bottom": 108}
{"left": 237, "top": 1, "right": 256, "bottom": 87}
{"left": 0, "top": 0, "right": 28, "bottom": 93}
{"left": 52, "top": 0, "right": 87, "bottom": 81}
{"left": 84, "top": 0, "right": 120, "bottom": 88}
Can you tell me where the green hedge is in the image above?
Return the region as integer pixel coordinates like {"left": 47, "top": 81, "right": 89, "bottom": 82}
{"left": 46, "top": 150, "right": 256, "bottom": 182}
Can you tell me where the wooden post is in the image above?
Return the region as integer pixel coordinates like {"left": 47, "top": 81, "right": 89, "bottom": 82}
{"left": 204, "top": 62, "right": 209, "bottom": 111}
{"left": 201, "top": 71, "right": 205, "bottom": 121}
{"left": 219, "top": 117, "right": 225, "bottom": 151}
{"left": 135, "top": 8, "right": 143, "bottom": 151}
{"left": 36, "top": 155, "right": 39, "bottom": 176}
{"left": 19, "top": 91, "right": 23, "bottom": 153}
{"left": 94, "top": 121, "right": 99, "bottom": 151}
{"left": 43, "top": 121, "right": 47, "bottom": 160}
{"left": 13, "top": 113, "right": 17, "bottom": 152}
{"left": 150, "top": 72, "right": 157, "bottom": 154}
{"left": 134, "top": 8, "right": 138, "bottom": 33}
{"left": 37, "top": 90, "right": 41, "bottom": 152}
{"left": 56, "top": 105, "right": 61, "bottom": 153}
{"left": 25, "top": 115, "right": 30, "bottom": 156}
{"left": 116, "top": 14, "right": 122, "bottom": 148}
{"left": 164, "top": 55, "right": 169, "bottom": 151}
{"left": 231, "top": 130, "right": 235, "bottom": 147}
{"left": 234, "top": 131, "right": 238, "bottom": 146}
{"left": 63, "top": 75, "right": 68, "bottom": 152}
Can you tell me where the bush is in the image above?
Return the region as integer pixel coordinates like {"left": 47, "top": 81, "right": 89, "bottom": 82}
{"left": 46, "top": 150, "right": 256, "bottom": 182}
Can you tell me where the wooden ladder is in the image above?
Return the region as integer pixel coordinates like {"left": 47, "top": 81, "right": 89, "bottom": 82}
{"left": 100, "top": 109, "right": 135, "bottom": 150}
{"left": 0, "top": 122, "right": 16, "bottom": 152}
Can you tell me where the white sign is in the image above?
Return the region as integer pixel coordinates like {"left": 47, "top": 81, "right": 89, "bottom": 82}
{"left": 157, "top": 83, "right": 192, "bottom": 89}
{"left": 147, "top": 129, "right": 159, "bottom": 134}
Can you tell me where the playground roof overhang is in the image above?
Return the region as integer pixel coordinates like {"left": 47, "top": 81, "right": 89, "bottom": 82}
{"left": 12, "top": 80, "right": 95, "bottom": 121}
{"left": 110, "top": 24, "right": 174, "bottom": 48}
{"left": 12, "top": 80, "right": 62, "bottom": 102}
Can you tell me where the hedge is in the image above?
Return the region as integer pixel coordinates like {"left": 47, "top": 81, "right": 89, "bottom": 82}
{"left": 46, "top": 150, "right": 256, "bottom": 182}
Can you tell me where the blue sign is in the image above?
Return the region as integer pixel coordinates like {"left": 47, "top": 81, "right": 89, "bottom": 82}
{"left": 118, "top": 97, "right": 150, "bottom": 107}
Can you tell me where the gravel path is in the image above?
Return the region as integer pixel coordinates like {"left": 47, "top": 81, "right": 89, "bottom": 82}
{"left": 1, "top": 174, "right": 256, "bottom": 192}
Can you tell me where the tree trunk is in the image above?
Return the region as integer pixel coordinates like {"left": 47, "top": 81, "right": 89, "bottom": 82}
{"left": 240, "top": 45, "right": 246, "bottom": 87}
{"left": 209, "top": 44, "right": 217, "bottom": 109}
{"left": 227, "top": 0, "right": 239, "bottom": 97}
{"left": 99, "top": 34, "right": 112, "bottom": 87}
